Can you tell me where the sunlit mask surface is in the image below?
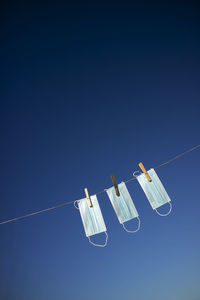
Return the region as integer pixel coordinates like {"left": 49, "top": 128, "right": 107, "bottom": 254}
{"left": 75, "top": 195, "right": 108, "bottom": 247}
{"left": 136, "top": 168, "right": 172, "bottom": 216}
{"left": 106, "top": 182, "right": 140, "bottom": 233}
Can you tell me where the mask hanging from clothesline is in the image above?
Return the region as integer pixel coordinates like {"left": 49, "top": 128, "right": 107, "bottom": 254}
{"left": 106, "top": 182, "right": 140, "bottom": 233}
{"left": 74, "top": 195, "right": 108, "bottom": 247}
{"left": 135, "top": 168, "right": 172, "bottom": 216}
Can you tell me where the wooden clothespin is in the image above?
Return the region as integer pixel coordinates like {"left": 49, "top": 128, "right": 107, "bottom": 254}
{"left": 111, "top": 175, "right": 120, "bottom": 196}
{"left": 138, "top": 162, "right": 152, "bottom": 182}
{"left": 84, "top": 188, "right": 93, "bottom": 207}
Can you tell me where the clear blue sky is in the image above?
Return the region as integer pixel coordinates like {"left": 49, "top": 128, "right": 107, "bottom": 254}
{"left": 0, "top": 1, "right": 200, "bottom": 299}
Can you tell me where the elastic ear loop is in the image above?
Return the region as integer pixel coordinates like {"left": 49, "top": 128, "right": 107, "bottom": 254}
{"left": 88, "top": 232, "right": 108, "bottom": 247}
{"left": 74, "top": 200, "right": 79, "bottom": 210}
{"left": 133, "top": 171, "right": 142, "bottom": 177}
{"left": 155, "top": 202, "right": 172, "bottom": 216}
{"left": 122, "top": 217, "right": 140, "bottom": 233}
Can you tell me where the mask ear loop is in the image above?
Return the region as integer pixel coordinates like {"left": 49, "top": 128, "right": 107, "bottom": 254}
{"left": 133, "top": 171, "right": 142, "bottom": 177}
{"left": 74, "top": 200, "right": 79, "bottom": 210}
{"left": 122, "top": 217, "right": 140, "bottom": 233}
{"left": 155, "top": 202, "right": 172, "bottom": 216}
{"left": 88, "top": 232, "right": 108, "bottom": 247}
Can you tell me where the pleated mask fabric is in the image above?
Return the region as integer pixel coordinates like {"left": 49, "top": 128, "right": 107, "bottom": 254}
{"left": 106, "top": 182, "right": 140, "bottom": 232}
{"left": 77, "top": 195, "right": 107, "bottom": 239}
{"left": 136, "top": 168, "right": 172, "bottom": 216}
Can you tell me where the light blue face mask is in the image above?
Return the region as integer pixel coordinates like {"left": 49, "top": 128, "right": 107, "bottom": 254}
{"left": 135, "top": 168, "right": 172, "bottom": 216}
{"left": 106, "top": 182, "right": 140, "bottom": 233}
{"left": 74, "top": 195, "right": 108, "bottom": 247}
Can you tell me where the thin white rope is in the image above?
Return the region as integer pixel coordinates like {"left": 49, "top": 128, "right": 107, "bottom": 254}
{"left": 155, "top": 202, "right": 172, "bottom": 216}
{"left": 0, "top": 144, "right": 199, "bottom": 225}
{"left": 122, "top": 217, "right": 141, "bottom": 233}
{"left": 88, "top": 232, "right": 108, "bottom": 247}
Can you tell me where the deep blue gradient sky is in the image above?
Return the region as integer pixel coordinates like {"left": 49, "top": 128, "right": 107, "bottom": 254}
{"left": 1, "top": 1, "right": 200, "bottom": 299}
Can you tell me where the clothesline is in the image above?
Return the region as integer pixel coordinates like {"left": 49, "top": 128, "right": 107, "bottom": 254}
{"left": 0, "top": 144, "right": 200, "bottom": 225}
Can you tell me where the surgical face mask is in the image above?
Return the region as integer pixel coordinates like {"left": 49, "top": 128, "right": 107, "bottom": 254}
{"left": 74, "top": 195, "right": 108, "bottom": 247}
{"left": 135, "top": 168, "right": 172, "bottom": 216}
{"left": 106, "top": 182, "right": 140, "bottom": 233}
